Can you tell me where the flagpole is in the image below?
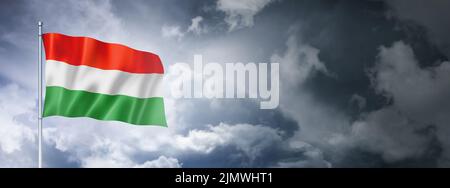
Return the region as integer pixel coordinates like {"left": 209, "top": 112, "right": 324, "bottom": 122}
{"left": 38, "top": 21, "right": 43, "bottom": 168}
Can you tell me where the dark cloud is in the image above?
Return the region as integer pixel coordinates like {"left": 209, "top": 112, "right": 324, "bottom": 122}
{"left": 385, "top": 0, "right": 450, "bottom": 58}
{"left": 0, "top": 0, "right": 449, "bottom": 167}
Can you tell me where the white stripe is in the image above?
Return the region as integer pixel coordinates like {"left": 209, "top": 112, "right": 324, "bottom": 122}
{"left": 45, "top": 60, "right": 164, "bottom": 98}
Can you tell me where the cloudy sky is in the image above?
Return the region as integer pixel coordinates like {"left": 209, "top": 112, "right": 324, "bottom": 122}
{"left": 0, "top": 0, "right": 450, "bottom": 167}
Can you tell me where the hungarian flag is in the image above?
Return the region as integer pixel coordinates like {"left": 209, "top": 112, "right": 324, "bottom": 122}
{"left": 42, "top": 33, "right": 167, "bottom": 126}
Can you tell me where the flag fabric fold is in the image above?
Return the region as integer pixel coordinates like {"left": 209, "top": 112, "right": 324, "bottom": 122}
{"left": 42, "top": 33, "right": 167, "bottom": 126}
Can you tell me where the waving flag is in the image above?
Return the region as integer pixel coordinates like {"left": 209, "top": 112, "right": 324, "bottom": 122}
{"left": 42, "top": 33, "right": 167, "bottom": 126}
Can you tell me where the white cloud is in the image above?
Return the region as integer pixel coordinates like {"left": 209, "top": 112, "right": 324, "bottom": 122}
{"left": 351, "top": 41, "right": 450, "bottom": 164}
{"left": 216, "top": 0, "right": 275, "bottom": 31}
{"left": 0, "top": 84, "right": 36, "bottom": 167}
{"left": 187, "top": 16, "right": 206, "bottom": 35}
{"left": 29, "top": 0, "right": 124, "bottom": 42}
{"left": 162, "top": 16, "right": 207, "bottom": 40}
{"left": 0, "top": 84, "right": 35, "bottom": 154}
{"left": 134, "top": 156, "right": 181, "bottom": 168}
{"left": 271, "top": 33, "right": 329, "bottom": 87}
{"left": 42, "top": 117, "right": 178, "bottom": 167}
{"left": 79, "top": 137, "right": 181, "bottom": 168}
{"left": 174, "top": 123, "right": 282, "bottom": 160}
{"left": 161, "top": 25, "right": 185, "bottom": 40}
{"left": 80, "top": 138, "right": 134, "bottom": 168}
{"left": 44, "top": 120, "right": 308, "bottom": 167}
{"left": 275, "top": 140, "right": 331, "bottom": 168}
{"left": 351, "top": 107, "right": 431, "bottom": 162}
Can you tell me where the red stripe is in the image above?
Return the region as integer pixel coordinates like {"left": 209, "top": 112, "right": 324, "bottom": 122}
{"left": 43, "top": 33, "right": 164, "bottom": 74}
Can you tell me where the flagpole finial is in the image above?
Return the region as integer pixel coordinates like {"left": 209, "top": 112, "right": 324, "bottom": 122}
{"left": 38, "top": 21, "right": 43, "bottom": 26}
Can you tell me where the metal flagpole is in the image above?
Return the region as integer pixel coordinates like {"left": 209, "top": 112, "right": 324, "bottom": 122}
{"left": 38, "top": 21, "right": 43, "bottom": 168}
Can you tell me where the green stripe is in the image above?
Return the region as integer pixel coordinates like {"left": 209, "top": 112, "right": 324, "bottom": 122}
{"left": 43, "top": 86, "right": 167, "bottom": 126}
